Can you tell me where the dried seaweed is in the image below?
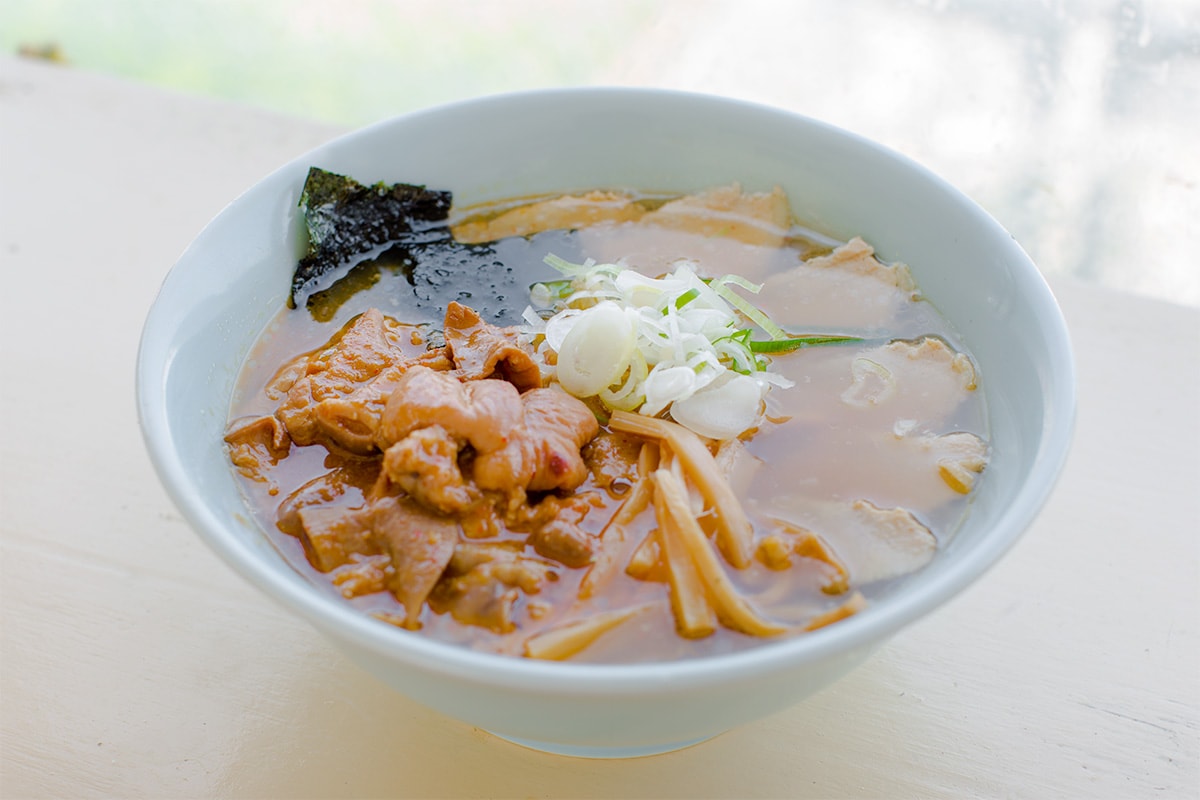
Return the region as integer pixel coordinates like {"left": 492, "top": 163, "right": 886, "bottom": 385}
{"left": 290, "top": 167, "right": 452, "bottom": 307}
{"left": 289, "top": 168, "right": 582, "bottom": 326}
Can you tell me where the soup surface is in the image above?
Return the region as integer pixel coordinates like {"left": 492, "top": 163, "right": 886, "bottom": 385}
{"left": 226, "top": 179, "right": 989, "bottom": 663}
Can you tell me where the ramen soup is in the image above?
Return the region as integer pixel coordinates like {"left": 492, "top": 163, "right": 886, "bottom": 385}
{"left": 225, "top": 179, "right": 989, "bottom": 663}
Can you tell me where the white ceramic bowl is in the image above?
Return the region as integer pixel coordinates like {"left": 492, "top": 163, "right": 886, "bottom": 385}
{"left": 136, "top": 88, "right": 1075, "bottom": 758}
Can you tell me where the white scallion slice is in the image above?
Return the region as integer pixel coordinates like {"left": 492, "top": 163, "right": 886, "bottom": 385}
{"left": 641, "top": 364, "right": 701, "bottom": 416}
{"left": 669, "top": 373, "right": 763, "bottom": 440}
{"left": 555, "top": 302, "right": 636, "bottom": 398}
{"left": 599, "top": 349, "right": 648, "bottom": 411}
{"left": 543, "top": 308, "right": 585, "bottom": 352}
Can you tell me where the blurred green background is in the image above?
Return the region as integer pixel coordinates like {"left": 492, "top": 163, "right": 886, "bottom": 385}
{"left": 3, "top": 0, "right": 1198, "bottom": 306}
{"left": 1, "top": 0, "right": 658, "bottom": 125}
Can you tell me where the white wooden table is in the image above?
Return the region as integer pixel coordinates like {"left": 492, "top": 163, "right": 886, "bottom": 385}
{"left": 2, "top": 56, "right": 1196, "bottom": 799}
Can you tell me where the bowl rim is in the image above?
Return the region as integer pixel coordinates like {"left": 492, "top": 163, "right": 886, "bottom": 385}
{"left": 136, "top": 86, "right": 1077, "bottom": 694}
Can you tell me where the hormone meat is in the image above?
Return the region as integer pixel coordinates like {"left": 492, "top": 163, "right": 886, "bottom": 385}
{"left": 276, "top": 461, "right": 380, "bottom": 540}
{"left": 369, "top": 496, "right": 458, "bottom": 629}
{"left": 224, "top": 414, "right": 291, "bottom": 490}
{"left": 428, "top": 543, "right": 559, "bottom": 633}
{"left": 273, "top": 308, "right": 451, "bottom": 453}
{"left": 296, "top": 505, "right": 378, "bottom": 572}
{"left": 443, "top": 301, "right": 541, "bottom": 391}
{"left": 382, "top": 425, "right": 478, "bottom": 514}
{"left": 232, "top": 301, "right": 603, "bottom": 634}
{"left": 472, "top": 388, "right": 600, "bottom": 494}
{"left": 377, "top": 366, "right": 523, "bottom": 453}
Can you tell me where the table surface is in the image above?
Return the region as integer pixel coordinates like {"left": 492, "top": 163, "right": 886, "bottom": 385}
{"left": 1, "top": 56, "right": 1197, "bottom": 799}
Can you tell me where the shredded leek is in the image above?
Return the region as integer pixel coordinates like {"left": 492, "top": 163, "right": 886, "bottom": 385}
{"left": 710, "top": 275, "right": 786, "bottom": 340}
{"left": 749, "top": 334, "right": 861, "bottom": 353}
{"left": 523, "top": 254, "right": 853, "bottom": 440}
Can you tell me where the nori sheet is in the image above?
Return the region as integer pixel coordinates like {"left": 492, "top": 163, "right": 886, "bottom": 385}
{"left": 289, "top": 167, "right": 453, "bottom": 307}
{"left": 289, "top": 167, "right": 582, "bottom": 325}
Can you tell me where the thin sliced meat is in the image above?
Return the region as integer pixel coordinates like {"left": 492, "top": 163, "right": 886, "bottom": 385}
{"left": 926, "top": 431, "right": 988, "bottom": 494}
{"left": 296, "top": 505, "right": 378, "bottom": 572}
{"left": 369, "top": 496, "right": 459, "bottom": 629}
{"left": 801, "top": 237, "right": 915, "bottom": 289}
{"left": 844, "top": 500, "right": 937, "bottom": 584}
{"left": 840, "top": 337, "right": 978, "bottom": 423}
{"left": 640, "top": 184, "right": 791, "bottom": 247}
{"left": 443, "top": 301, "right": 541, "bottom": 391}
{"left": 452, "top": 190, "right": 645, "bottom": 243}
{"left": 759, "top": 237, "right": 918, "bottom": 330}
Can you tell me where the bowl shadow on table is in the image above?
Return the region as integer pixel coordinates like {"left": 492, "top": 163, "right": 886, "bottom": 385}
{"left": 219, "top": 641, "right": 933, "bottom": 799}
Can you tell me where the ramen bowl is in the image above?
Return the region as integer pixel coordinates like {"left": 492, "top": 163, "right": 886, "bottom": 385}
{"left": 136, "top": 88, "right": 1075, "bottom": 758}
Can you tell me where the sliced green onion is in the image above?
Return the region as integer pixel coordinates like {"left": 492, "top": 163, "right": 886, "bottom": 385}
{"left": 748, "top": 335, "right": 862, "bottom": 354}
{"left": 710, "top": 277, "right": 787, "bottom": 340}
{"left": 555, "top": 302, "right": 636, "bottom": 397}
{"left": 526, "top": 251, "right": 851, "bottom": 440}
{"left": 600, "top": 350, "right": 648, "bottom": 411}
{"left": 712, "top": 337, "right": 757, "bottom": 375}
{"left": 530, "top": 279, "right": 575, "bottom": 307}
{"left": 711, "top": 274, "right": 764, "bottom": 294}
{"left": 670, "top": 373, "right": 763, "bottom": 441}
{"left": 543, "top": 253, "right": 603, "bottom": 277}
{"left": 673, "top": 288, "right": 700, "bottom": 310}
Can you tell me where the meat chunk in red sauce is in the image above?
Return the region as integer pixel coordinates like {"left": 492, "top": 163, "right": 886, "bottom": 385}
{"left": 369, "top": 496, "right": 459, "bottom": 629}
{"left": 379, "top": 365, "right": 599, "bottom": 502}
{"left": 273, "top": 309, "right": 450, "bottom": 453}
{"left": 224, "top": 414, "right": 291, "bottom": 491}
{"left": 376, "top": 366, "right": 523, "bottom": 453}
{"left": 271, "top": 302, "right": 542, "bottom": 456}
{"left": 428, "top": 543, "right": 558, "bottom": 633}
{"left": 296, "top": 505, "right": 378, "bottom": 572}
{"left": 276, "top": 461, "right": 381, "bottom": 539}
{"left": 443, "top": 301, "right": 541, "bottom": 391}
{"left": 381, "top": 425, "right": 478, "bottom": 514}
{"left": 238, "top": 302, "right": 611, "bottom": 635}
{"left": 309, "top": 349, "right": 454, "bottom": 455}
{"left": 527, "top": 518, "right": 595, "bottom": 569}
{"left": 473, "top": 388, "right": 600, "bottom": 494}
{"left": 503, "top": 491, "right": 604, "bottom": 568}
